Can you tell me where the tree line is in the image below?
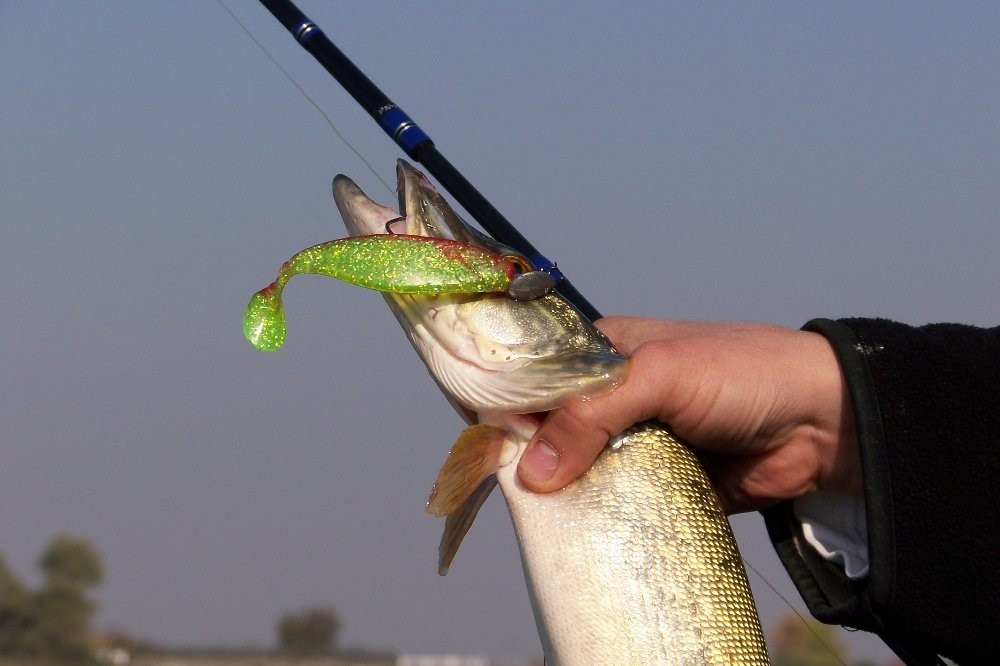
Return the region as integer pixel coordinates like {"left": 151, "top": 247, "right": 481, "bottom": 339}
{"left": 0, "top": 533, "right": 343, "bottom": 660}
{"left": 0, "top": 535, "right": 895, "bottom": 664}
{"left": 0, "top": 535, "right": 102, "bottom": 662}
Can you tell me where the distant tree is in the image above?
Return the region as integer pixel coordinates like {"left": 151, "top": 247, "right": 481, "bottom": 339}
{"left": 277, "top": 606, "right": 341, "bottom": 654}
{"left": 0, "top": 535, "right": 103, "bottom": 662}
{"left": 39, "top": 535, "right": 103, "bottom": 587}
{"left": 27, "top": 578, "right": 96, "bottom": 660}
{"left": 0, "top": 553, "right": 31, "bottom": 653}
{"left": 769, "top": 612, "right": 848, "bottom": 666}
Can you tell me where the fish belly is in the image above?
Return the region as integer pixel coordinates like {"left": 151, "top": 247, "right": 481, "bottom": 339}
{"left": 495, "top": 423, "right": 769, "bottom": 666}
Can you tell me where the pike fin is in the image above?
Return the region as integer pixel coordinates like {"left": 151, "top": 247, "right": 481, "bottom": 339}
{"left": 426, "top": 424, "right": 507, "bottom": 517}
{"left": 437, "top": 475, "right": 498, "bottom": 576}
{"left": 427, "top": 424, "right": 510, "bottom": 575}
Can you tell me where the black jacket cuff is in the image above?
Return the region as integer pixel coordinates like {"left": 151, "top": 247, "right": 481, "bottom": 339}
{"left": 764, "top": 317, "right": 1000, "bottom": 665}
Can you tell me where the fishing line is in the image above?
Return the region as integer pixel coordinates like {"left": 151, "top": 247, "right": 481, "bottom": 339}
{"left": 743, "top": 559, "right": 849, "bottom": 666}
{"left": 215, "top": 0, "right": 394, "bottom": 196}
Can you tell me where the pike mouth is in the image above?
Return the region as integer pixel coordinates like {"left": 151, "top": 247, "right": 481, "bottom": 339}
{"left": 333, "top": 159, "right": 489, "bottom": 247}
{"left": 332, "top": 173, "right": 400, "bottom": 237}
{"left": 331, "top": 160, "right": 627, "bottom": 416}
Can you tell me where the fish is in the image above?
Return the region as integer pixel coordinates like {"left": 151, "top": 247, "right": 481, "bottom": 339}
{"left": 332, "top": 159, "right": 770, "bottom": 665}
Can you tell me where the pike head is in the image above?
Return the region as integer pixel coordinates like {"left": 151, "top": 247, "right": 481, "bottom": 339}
{"left": 332, "top": 160, "right": 627, "bottom": 420}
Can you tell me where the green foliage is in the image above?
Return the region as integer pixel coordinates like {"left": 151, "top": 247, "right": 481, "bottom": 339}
{"left": 0, "top": 535, "right": 103, "bottom": 662}
{"left": 277, "top": 606, "right": 341, "bottom": 654}
{"left": 39, "top": 536, "right": 102, "bottom": 588}
{"left": 0, "top": 554, "right": 31, "bottom": 654}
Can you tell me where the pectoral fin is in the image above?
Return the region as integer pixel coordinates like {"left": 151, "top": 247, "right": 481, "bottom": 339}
{"left": 427, "top": 424, "right": 512, "bottom": 575}
{"left": 426, "top": 424, "right": 508, "bottom": 517}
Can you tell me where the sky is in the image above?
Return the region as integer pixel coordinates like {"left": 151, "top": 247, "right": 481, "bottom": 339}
{"left": 2, "top": 1, "right": 997, "bottom": 663}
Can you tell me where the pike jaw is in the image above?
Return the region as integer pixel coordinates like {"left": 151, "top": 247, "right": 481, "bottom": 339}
{"left": 332, "top": 160, "right": 627, "bottom": 418}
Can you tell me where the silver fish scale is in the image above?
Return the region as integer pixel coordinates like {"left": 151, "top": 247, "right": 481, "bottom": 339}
{"left": 498, "top": 422, "right": 770, "bottom": 665}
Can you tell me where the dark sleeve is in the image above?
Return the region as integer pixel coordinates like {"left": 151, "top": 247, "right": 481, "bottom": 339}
{"left": 763, "top": 318, "right": 1000, "bottom": 666}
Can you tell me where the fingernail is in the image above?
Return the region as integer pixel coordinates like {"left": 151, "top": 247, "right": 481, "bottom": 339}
{"left": 520, "top": 439, "right": 560, "bottom": 484}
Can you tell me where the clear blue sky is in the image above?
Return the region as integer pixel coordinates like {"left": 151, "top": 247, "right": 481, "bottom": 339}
{"left": 2, "top": 1, "right": 996, "bottom": 662}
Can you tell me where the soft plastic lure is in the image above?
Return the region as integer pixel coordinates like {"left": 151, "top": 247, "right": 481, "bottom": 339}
{"left": 244, "top": 234, "right": 518, "bottom": 351}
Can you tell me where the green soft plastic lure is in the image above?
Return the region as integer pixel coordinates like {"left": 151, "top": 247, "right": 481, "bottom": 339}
{"left": 244, "top": 234, "right": 518, "bottom": 352}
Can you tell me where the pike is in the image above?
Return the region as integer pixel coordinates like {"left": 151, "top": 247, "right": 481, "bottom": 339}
{"left": 321, "top": 160, "right": 770, "bottom": 664}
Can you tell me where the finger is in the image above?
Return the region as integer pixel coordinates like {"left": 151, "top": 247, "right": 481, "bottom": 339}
{"left": 518, "top": 399, "right": 618, "bottom": 492}
{"left": 702, "top": 441, "right": 820, "bottom": 514}
{"left": 701, "top": 458, "right": 763, "bottom": 515}
{"left": 594, "top": 316, "right": 669, "bottom": 354}
{"left": 595, "top": 317, "right": 716, "bottom": 355}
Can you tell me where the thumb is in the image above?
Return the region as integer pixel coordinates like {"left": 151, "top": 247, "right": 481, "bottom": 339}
{"left": 516, "top": 339, "right": 686, "bottom": 492}
{"left": 517, "top": 390, "right": 640, "bottom": 492}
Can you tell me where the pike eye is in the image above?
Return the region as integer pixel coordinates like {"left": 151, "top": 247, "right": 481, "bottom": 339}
{"left": 504, "top": 255, "right": 534, "bottom": 275}
{"left": 502, "top": 255, "right": 559, "bottom": 300}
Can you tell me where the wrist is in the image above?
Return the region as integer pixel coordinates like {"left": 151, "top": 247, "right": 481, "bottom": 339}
{"left": 803, "top": 331, "right": 863, "bottom": 497}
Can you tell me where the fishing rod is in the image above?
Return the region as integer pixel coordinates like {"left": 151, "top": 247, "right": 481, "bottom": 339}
{"left": 257, "top": 0, "right": 602, "bottom": 322}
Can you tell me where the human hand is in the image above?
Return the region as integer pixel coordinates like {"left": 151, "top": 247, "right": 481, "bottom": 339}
{"left": 517, "top": 317, "right": 862, "bottom": 514}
